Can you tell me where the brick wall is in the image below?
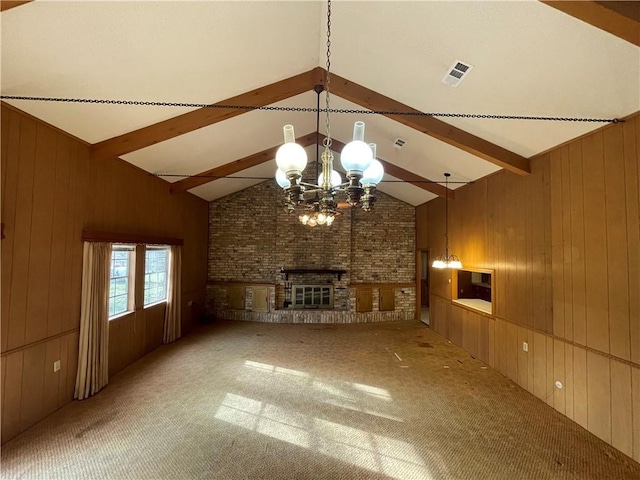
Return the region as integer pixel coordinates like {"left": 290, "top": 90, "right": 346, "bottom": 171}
{"left": 208, "top": 179, "right": 416, "bottom": 321}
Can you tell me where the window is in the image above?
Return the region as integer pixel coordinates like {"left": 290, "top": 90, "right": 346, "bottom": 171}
{"left": 452, "top": 267, "right": 494, "bottom": 315}
{"left": 109, "top": 246, "right": 135, "bottom": 318}
{"left": 144, "top": 247, "right": 169, "bottom": 306}
{"left": 292, "top": 285, "right": 333, "bottom": 309}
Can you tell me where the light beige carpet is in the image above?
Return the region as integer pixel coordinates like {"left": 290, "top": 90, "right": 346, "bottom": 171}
{"left": 2, "top": 320, "right": 639, "bottom": 480}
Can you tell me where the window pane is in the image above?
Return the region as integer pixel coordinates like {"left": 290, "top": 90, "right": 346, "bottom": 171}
{"left": 109, "top": 249, "right": 132, "bottom": 318}
{"left": 144, "top": 248, "right": 169, "bottom": 306}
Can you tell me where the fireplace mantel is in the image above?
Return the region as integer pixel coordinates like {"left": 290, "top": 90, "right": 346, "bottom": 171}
{"left": 280, "top": 268, "right": 347, "bottom": 281}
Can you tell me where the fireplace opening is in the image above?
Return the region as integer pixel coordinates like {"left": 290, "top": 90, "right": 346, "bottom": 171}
{"left": 292, "top": 285, "right": 334, "bottom": 309}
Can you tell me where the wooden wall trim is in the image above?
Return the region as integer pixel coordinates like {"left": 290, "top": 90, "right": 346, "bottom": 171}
{"left": 1, "top": 328, "right": 79, "bottom": 357}
{"left": 81, "top": 230, "right": 183, "bottom": 246}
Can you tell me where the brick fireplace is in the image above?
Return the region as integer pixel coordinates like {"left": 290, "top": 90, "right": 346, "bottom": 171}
{"left": 207, "top": 179, "right": 415, "bottom": 323}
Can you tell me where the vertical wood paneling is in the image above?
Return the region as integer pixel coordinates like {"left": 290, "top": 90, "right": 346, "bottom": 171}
{"left": 555, "top": 146, "right": 571, "bottom": 340}
{"left": 586, "top": 350, "right": 611, "bottom": 443}
{"left": 546, "top": 336, "right": 554, "bottom": 406}
{"left": 533, "top": 332, "right": 547, "bottom": 401}
{"left": 58, "top": 334, "right": 69, "bottom": 407}
{"left": 564, "top": 343, "right": 575, "bottom": 420}
{"left": 603, "top": 126, "right": 630, "bottom": 361}
{"left": 573, "top": 346, "right": 588, "bottom": 429}
{"left": 553, "top": 339, "right": 565, "bottom": 414}
{"left": 487, "top": 317, "right": 495, "bottom": 368}
{"left": 1, "top": 351, "right": 24, "bottom": 440}
{"left": 416, "top": 114, "right": 639, "bottom": 461}
{"left": 19, "top": 343, "right": 46, "bottom": 432}
{"left": 43, "top": 338, "right": 61, "bottom": 416}
{"left": 66, "top": 331, "right": 79, "bottom": 401}
{"left": 568, "top": 142, "right": 585, "bottom": 345}
{"left": 541, "top": 157, "right": 554, "bottom": 334}
{"left": 517, "top": 326, "right": 529, "bottom": 390}
{"left": 47, "top": 134, "right": 71, "bottom": 337}
{"left": 582, "top": 133, "right": 610, "bottom": 353}
{"left": 610, "top": 360, "right": 633, "bottom": 457}
{"left": 506, "top": 321, "right": 518, "bottom": 383}
{"left": 24, "top": 124, "right": 57, "bottom": 345}
{"left": 1, "top": 105, "right": 208, "bottom": 443}
{"left": 1, "top": 112, "right": 21, "bottom": 353}
{"left": 632, "top": 367, "right": 640, "bottom": 462}
{"left": 7, "top": 116, "right": 37, "bottom": 350}
{"left": 623, "top": 118, "right": 640, "bottom": 365}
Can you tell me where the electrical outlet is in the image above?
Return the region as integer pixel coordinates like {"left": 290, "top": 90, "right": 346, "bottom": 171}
{"left": 522, "top": 342, "right": 529, "bottom": 352}
{"left": 53, "top": 360, "right": 61, "bottom": 372}
{"left": 188, "top": 300, "right": 194, "bottom": 307}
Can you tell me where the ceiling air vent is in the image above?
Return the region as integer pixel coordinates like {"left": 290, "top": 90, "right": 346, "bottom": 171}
{"left": 393, "top": 138, "right": 406, "bottom": 149}
{"left": 442, "top": 60, "right": 473, "bottom": 87}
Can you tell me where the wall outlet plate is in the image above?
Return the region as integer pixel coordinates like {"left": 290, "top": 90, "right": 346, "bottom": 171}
{"left": 53, "top": 360, "right": 61, "bottom": 372}
{"left": 522, "top": 342, "right": 529, "bottom": 352}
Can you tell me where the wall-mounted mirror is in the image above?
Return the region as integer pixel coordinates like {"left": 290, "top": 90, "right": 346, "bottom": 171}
{"left": 452, "top": 267, "right": 494, "bottom": 315}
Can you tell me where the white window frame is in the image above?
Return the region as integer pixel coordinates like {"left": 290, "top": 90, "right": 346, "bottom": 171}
{"left": 143, "top": 245, "right": 170, "bottom": 308}
{"left": 108, "top": 245, "right": 135, "bottom": 320}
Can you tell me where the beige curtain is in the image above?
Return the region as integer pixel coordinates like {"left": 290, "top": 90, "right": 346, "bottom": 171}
{"left": 163, "top": 245, "right": 182, "bottom": 344}
{"left": 75, "top": 241, "right": 112, "bottom": 400}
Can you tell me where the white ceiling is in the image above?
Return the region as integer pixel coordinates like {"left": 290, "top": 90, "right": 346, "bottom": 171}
{"left": 2, "top": 1, "right": 638, "bottom": 206}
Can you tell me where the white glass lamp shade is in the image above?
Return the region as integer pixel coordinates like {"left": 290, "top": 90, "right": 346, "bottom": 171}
{"left": 432, "top": 259, "right": 446, "bottom": 269}
{"left": 276, "top": 124, "right": 307, "bottom": 175}
{"left": 275, "top": 169, "right": 291, "bottom": 188}
{"left": 449, "top": 260, "right": 463, "bottom": 269}
{"left": 340, "top": 121, "right": 373, "bottom": 173}
{"left": 360, "top": 159, "right": 384, "bottom": 186}
{"left": 318, "top": 170, "right": 343, "bottom": 189}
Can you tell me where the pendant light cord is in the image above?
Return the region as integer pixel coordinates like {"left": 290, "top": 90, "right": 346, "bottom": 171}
{"left": 444, "top": 173, "right": 450, "bottom": 257}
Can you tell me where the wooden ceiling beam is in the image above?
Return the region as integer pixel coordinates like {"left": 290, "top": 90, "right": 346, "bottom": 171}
{"left": 318, "top": 135, "right": 454, "bottom": 199}
{"left": 0, "top": 1, "right": 33, "bottom": 12}
{"left": 320, "top": 70, "right": 531, "bottom": 176}
{"left": 170, "top": 133, "right": 318, "bottom": 194}
{"left": 91, "top": 68, "right": 325, "bottom": 161}
{"left": 541, "top": 1, "right": 640, "bottom": 46}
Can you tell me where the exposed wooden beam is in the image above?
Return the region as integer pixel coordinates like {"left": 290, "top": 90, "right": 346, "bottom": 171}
{"left": 321, "top": 71, "right": 530, "bottom": 176}
{"left": 319, "top": 135, "right": 454, "bottom": 199}
{"left": 541, "top": 1, "right": 640, "bottom": 46}
{"left": 0, "top": 1, "right": 33, "bottom": 12}
{"left": 91, "top": 68, "right": 325, "bottom": 161}
{"left": 170, "top": 133, "right": 318, "bottom": 194}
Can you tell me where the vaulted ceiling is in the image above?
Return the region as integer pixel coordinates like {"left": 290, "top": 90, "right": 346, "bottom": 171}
{"left": 2, "top": 1, "right": 638, "bottom": 206}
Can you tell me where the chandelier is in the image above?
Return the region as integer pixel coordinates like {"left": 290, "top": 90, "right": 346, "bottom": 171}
{"left": 274, "top": 0, "right": 384, "bottom": 227}
{"left": 432, "top": 173, "right": 463, "bottom": 269}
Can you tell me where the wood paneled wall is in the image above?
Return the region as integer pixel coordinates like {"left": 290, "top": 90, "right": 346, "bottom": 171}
{"left": 417, "top": 114, "right": 640, "bottom": 462}
{"left": 1, "top": 104, "right": 209, "bottom": 443}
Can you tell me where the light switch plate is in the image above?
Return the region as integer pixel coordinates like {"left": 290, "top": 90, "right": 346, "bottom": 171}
{"left": 53, "top": 360, "right": 61, "bottom": 372}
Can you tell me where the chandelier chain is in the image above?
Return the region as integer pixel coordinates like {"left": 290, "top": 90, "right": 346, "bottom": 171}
{"left": 323, "top": 0, "right": 332, "bottom": 148}
{"left": 0, "top": 95, "right": 620, "bottom": 123}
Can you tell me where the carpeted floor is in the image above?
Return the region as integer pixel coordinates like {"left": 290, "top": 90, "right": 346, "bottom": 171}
{"left": 2, "top": 320, "right": 639, "bottom": 480}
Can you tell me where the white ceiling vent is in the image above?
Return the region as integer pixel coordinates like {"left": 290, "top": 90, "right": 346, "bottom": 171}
{"left": 393, "top": 138, "right": 406, "bottom": 149}
{"left": 442, "top": 60, "right": 473, "bottom": 87}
